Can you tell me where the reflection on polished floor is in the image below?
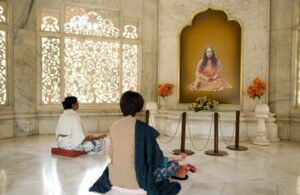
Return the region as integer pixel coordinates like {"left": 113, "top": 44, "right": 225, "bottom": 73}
{"left": 0, "top": 135, "right": 300, "bottom": 195}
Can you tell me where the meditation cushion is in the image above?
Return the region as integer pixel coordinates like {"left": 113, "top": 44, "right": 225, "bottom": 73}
{"left": 172, "top": 165, "right": 188, "bottom": 180}
{"left": 51, "top": 147, "right": 87, "bottom": 157}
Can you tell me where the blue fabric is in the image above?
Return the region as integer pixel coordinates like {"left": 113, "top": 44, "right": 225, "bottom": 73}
{"left": 161, "top": 157, "right": 169, "bottom": 167}
{"left": 134, "top": 120, "right": 181, "bottom": 195}
{"left": 89, "top": 167, "right": 112, "bottom": 193}
{"left": 156, "top": 180, "right": 181, "bottom": 195}
{"left": 135, "top": 120, "right": 164, "bottom": 195}
{"left": 154, "top": 161, "right": 180, "bottom": 182}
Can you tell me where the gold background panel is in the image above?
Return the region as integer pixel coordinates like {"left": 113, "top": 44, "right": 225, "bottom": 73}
{"left": 180, "top": 9, "right": 241, "bottom": 104}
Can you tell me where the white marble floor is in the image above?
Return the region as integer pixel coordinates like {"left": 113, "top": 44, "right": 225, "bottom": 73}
{"left": 0, "top": 135, "right": 300, "bottom": 195}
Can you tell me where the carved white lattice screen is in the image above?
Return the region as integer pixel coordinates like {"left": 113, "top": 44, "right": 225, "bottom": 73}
{"left": 41, "top": 37, "right": 61, "bottom": 104}
{"left": 0, "top": 1, "right": 7, "bottom": 105}
{"left": 40, "top": 6, "right": 139, "bottom": 104}
{"left": 64, "top": 38, "right": 120, "bottom": 103}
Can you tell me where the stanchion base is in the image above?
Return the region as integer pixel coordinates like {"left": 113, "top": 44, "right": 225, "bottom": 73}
{"left": 172, "top": 149, "right": 194, "bottom": 155}
{"left": 205, "top": 150, "right": 228, "bottom": 156}
{"left": 226, "top": 145, "right": 248, "bottom": 151}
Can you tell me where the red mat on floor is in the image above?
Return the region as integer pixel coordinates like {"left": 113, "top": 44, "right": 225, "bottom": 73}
{"left": 51, "top": 147, "right": 87, "bottom": 157}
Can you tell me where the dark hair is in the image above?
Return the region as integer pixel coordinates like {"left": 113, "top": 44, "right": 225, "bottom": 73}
{"left": 120, "top": 91, "right": 144, "bottom": 117}
{"left": 199, "top": 47, "right": 218, "bottom": 72}
{"left": 62, "top": 96, "right": 78, "bottom": 110}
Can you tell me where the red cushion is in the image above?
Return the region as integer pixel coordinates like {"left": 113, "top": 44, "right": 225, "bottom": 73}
{"left": 51, "top": 147, "right": 87, "bottom": 157}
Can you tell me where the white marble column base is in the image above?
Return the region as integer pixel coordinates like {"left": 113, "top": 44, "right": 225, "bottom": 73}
{"left": 252, "top": 136, "right": 270, "bottom": 145}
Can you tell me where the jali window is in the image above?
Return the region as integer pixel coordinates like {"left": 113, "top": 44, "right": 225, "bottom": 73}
{"left": 40, "top": 6, "right": 139, "bottom": 104}
{"left": 0, "top": 0, "right": 8, "bottom": 105}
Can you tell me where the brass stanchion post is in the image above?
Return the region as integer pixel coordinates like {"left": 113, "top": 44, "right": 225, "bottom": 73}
{"left": 173, "top": 112, "right": 194, "bottom": 155}
{"left": 227, "top": 111, "right": 248, "bottom": 151}
{"left": 146, "top": 110, "right": 150, "bottom": 125}
{"left": 205, "top": 112, "right": 228, "bottom": 156}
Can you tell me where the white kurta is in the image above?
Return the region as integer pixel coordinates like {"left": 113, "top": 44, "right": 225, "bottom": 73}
{"left": 55, "top": 109, "right": 85, "bottom": 146}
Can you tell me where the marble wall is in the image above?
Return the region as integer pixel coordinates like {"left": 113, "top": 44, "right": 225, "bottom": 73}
{"left": 0, "top": 0, "right": 300, "bottom": 141}
{"left": 288, "top": 0, "right": 300, "bottom": 142}
{"left": 268, "top": 0, "right": 300, "bottom": 142}
{"left": 156, "top": 0, "right": 300, "bottom": 141}
{"left": 13, "top": 0, "right": 38, "bottom": 137}
{"left": 0, "top": 0, "right": 158, "bottom": 138}
{"left": 158, "top": 0, "right": 270, "bottom": 111}
{"left": 269, "top": 0, "right": 294, "bottom": 140}
{"left": 156, "top": 0, "right": 286, "bottom": 141}
{"left": 141, "top": 0, "right": 159, "bottom": 102}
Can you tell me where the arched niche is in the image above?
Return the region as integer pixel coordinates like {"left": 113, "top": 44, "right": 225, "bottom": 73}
{"left": 179, "top": 9, "right": 241, "bottom": 104}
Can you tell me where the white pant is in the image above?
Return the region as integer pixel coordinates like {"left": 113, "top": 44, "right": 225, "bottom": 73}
{"left": 57, "top": 136, "right": 106, "bottom": 154}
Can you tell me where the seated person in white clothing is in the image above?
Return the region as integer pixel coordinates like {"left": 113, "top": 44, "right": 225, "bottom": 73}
{"left": 55, "top": 96, "right": 106, "bottom": 153}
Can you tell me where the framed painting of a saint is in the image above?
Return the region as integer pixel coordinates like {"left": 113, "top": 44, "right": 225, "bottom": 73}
{"left": 179, "top": 9, "right": 241, "bottom": 104}
{"left": 188, "top": 46, "right": 232, "bottom": 92}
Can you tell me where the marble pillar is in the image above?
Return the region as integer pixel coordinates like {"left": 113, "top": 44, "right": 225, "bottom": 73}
{"left": 12, "top": 0, "right": 38, "bottom": 136}
{"left": 289, "top": 0, "right": 300, "bottom": 141}
{"left": 141, "top": 0, "right": 159, "bottom": 102}
{"left": 269, "top": 0, "right": 293, "bottom": 140}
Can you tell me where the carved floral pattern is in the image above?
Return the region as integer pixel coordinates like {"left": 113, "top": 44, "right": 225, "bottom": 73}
{"left": 41, "top": 7, "right": 139, "bottom": 104}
